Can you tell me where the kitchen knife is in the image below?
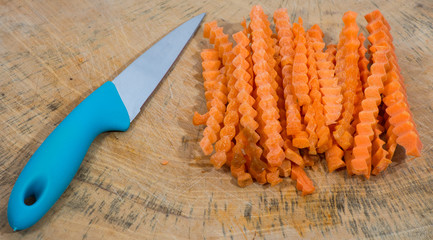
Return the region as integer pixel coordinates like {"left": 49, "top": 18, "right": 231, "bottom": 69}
{"left": 7, "top": 13, "right": 205, "bottom": 231}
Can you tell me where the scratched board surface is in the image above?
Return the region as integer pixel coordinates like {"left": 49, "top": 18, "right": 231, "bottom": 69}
{"left": 0, "top": 0, "right": 432, "bottom": 239}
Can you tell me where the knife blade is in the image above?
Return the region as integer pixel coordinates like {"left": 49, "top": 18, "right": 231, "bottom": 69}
{"left": 7, "top": 13, "right": 205, "bottom": 231}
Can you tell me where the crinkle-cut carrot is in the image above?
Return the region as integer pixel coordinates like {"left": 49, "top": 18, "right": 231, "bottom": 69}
{"left": 231, "top": 130, "right": 252, "bottom": 182}
{"left": 291, "top": 163, "right": 315, "bottom": 196}
{"left": 194, "top": 49, "right": 227, "bottom": 155}
{"left": 351, "top": 44, "right": 389, "bottom": 178}
{"left": 203, "top": 21, "right": 217, "bottom": 39}
{"left": 332, "top": 11, "right": 360, "bottom": 151}
{"left": 205, "top": 22, "right": 233, "bottom": 61}
{"left": 351, "top": 33, "right": 369, "bottom": 137}
{"left": 273, "top": 8, "right": 303, "bottom": 166}
{"left": 292, "top": 19, "right": 311, "bottom": 107}
{"left": 287, "top": 19, "right": 310, "bottom": 148}
{"left": 325, "top": 143, "right": 345, "bottom": 172}
{"left": 231, "top": 31, "right": 264, "bottom": 183}
{"left": 199, "top": 73, "right": 227, "bottom": 155}
{"left": 274, "top": 9, "right": 305, "bottom": 144}
{"left": 211, "top": 93, "right": 239, "bottom": 167}
{"left": 368, "top": 13, "right": 419, "bottom": 152}
{"left": 365, "top": 11, "right": 394, "bottom": 50}
{"left": 358, "top": 33, "right": 370, "bottom": 90}
{"left": 316, "top": 48, "right": 342, "bottom": 125}
{"left": 325, "top": 44, "right": 337, "bottom": 67}
{"left": 251, "top": 6, "right": 285, "bottom": 168}
{"left": 192, "top": 49, "right": 222, "bottom": 127}
{"left": 365, "top": 13, "right": 405, "bottom": 96}
{"left": 365, "top": 10, "right": 422, "bottom": 157}
{"left": 304, "top": 26, "right": 319, "bottom": 155}
{"left": 202, "top": 22, "right": 241, "bottom": 167}
{"left": 241, "top": 19, "right": 255, "bottom": 86}
{"left": 371, "top": 124, "right": 391, "bottom": 175}
{"left": 306, "top": 24, "right": 332, "bottom": 154}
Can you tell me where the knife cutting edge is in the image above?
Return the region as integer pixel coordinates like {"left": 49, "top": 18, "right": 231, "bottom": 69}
{"left": 7, "top": 13, "right": 205, "bottom": 231}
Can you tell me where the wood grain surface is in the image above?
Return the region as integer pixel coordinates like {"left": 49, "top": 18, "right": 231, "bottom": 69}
{"left": 1, "top": 0, "right": 432, "bottom": 239}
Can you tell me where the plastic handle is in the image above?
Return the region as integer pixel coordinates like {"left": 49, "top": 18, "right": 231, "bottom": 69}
{"left": 7, "top": 82, "right": 130, "bottom": 230}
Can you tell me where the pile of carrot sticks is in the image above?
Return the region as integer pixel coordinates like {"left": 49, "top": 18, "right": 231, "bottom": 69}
{"left": 193, "top": 6, "right": 422, "bottom": 195}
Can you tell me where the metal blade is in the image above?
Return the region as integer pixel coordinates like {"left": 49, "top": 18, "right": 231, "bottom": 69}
{"left": 113, "top": 13, "right": 205, "bottom": 121}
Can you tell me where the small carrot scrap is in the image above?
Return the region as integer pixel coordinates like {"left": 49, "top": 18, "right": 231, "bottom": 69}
{"left": 291, "top": 163, "right": 315, "bottom": 196}
{"left": 161, "top": 160, "right": 169, "bottom": 165}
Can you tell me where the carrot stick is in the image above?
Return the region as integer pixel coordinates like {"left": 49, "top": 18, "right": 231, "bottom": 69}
{"left": 351, "top": 44, "right": 389, "bottom": 178}
{"left": 306, "top": 24, "right": 333, "bottom": 154}
{"left": 371, "top": 124, "right": 391, "bottom": 175}
{"left": 332, "top": 11, "right": 360, "bottom": 151}
{"left": 290, "top": 19, "right": 310, "bottom": 148}
{"left": 274, "top": 10, "right": 306, "bottom": 146}
{"left": 250, "top": 5, "right": 285, "bottom": 168}
{"left": 326, "top": 143, "right": 346, "bottom": 172}
{"left": 365, "top": 10, "right": 422, "bottom": 157}
{"left": 231, "top": 31, "right": 263, "bottom": 185}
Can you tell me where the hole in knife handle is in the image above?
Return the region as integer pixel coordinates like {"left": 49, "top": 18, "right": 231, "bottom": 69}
{"left": 24, "top": 195, "right": 36, "bottom": 206}
{"left": 23, "top": 176, "right": 47, "bottom": 207}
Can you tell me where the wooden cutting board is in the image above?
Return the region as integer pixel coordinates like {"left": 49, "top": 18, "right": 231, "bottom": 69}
{"left": 1, "top": 0, "right": 432, "bottom": 239}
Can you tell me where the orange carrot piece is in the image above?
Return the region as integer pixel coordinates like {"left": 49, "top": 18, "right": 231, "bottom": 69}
{"left": 365, "top": 10, "right": 422, "bottom": 157}
{"left": 325, "top": 143, "right": 345, "bottom": 172}
{"left": 371, "top": 124, "right": 391, "bottom": 175}
{"left": 292, "top": 19, "right": 311, "bottom": 107}
{"left": 204, "top": 22, "right": 240, "bottom": 167}
{"left": 306, "top": 24, "right": 332, "bottom": 154}
{"left": 351, "top": 45, "right": 389, "bottom": 178}
{"left": 195, "top": 49, "right": 227, "bottom": 155}
{"left": 291, "top": 163, "right": 315, "bottom": 196}
{"left": 238, "top": 172, "right": 253, "bottom": 187}
{"left": 231, "top": 31, "right": 264, "bottom": 183}
{"left": 332, "top": 11, "right": 360, "bottom": 151}
{"left": 251, "top": 5, "right": 285, "bottom": 168}
{"left": 161, "top": 160, "right": 169, "bottom": 165}
{"left": 278, "top": 159, "right": 292, "bottom": 177}
{"left": 266, "top": 169, "right": 283, "bottom": 186}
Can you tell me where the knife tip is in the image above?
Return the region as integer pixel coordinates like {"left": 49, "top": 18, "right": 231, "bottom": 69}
{"left": 197, "top": 13, "right": 206, "bottom": 20}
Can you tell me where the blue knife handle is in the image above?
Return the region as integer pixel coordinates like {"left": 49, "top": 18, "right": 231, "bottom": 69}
{"left": 7, "top": 81, "right": 130, "bottom": 230}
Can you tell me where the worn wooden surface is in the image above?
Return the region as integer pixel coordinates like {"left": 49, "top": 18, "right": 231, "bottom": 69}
{"left": 1, "top": 0, "right": 432, "bottom": 239}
